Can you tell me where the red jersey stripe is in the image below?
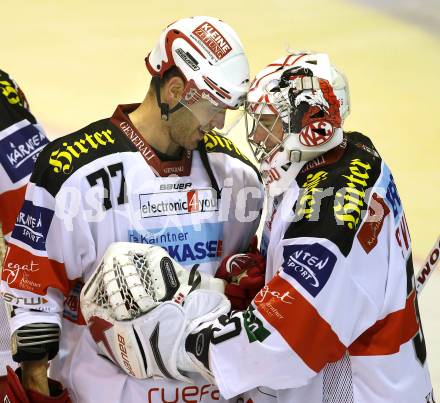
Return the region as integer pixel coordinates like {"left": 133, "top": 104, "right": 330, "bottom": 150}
{"left": 0, "top": 185, "right": 27, "bottom": 234}
{"left": 254, "top": 274, "right": 346, "bottom": 373}
{"left": 2, "top": 244, "right": 70, "bottom": 297}
{"left": 349, "top": 290, "right": 419, "bottom": 356}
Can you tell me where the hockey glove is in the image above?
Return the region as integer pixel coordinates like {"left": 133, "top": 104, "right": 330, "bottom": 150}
{"left": 215, "top": 251, "right": 265, "bottom": 310}
{"left": 2, "top": 366, "right": 71, "bottom": 403}
{"left": 80, "top": 242, "right": 228, "bottom": 381}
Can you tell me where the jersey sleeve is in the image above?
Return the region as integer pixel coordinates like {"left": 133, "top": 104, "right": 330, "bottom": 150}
{"left": 0, "top": 70, "right": 49, "bottom": 237}
{"left": 209, "top": 155, "right": 419, "bottom": 398}
{"left": 0, "top": 144, "right": 96, "bottom": 333}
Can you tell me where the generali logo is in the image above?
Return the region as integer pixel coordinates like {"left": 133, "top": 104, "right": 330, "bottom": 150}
{"left": 192, "top": 22, "right": 232, "bottom": 60}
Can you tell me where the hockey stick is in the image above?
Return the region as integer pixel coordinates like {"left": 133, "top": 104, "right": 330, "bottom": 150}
{"left": 415, "top": 236, "right": 440, "bottom": 295}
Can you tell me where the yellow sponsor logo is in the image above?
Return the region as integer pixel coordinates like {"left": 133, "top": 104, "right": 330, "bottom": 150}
{"left": 203, "top": 132, "right": 250, "bottom": 162}
{"left": 298, "top": 170, "right": 328, "bottom": 219}
{"left": 334, "top": 159, "right": 371, "bottom": 230}
{"left": 49, "top": 129, "right": 115, "bottom": 174}
{"left": 0, "top": 80, "right": 21, "bottom": 105}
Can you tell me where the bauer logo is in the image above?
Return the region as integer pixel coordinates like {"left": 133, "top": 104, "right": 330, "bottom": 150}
{"left": 12, "top": 200, "right": 54, "bottom": 251}
{"left": 139, "top": 188, "right": 218, "bottom": 218}
{"left": 282, "top": 243, "right": 337, "bottom": 297}
{"left": 0, "top": 123, "right": 48, "bottom": 183}
{"left": 192, "top": 22, "right": 232, "bottom": 60}
{"left": 176, "top": 48, "right": 200, "bottom": 71}
{"left": 160, "top": 256, "right": 179, "bottom": 290}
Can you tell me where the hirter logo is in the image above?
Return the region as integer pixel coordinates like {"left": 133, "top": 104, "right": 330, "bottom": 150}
{"left": 192, "top": 22, "right": 232, "bottom": 60}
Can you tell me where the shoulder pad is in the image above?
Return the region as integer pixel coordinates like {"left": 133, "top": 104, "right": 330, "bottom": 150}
{"left": 0, "top": 70, "right": 36, "bottom": 131}
{"left": 202, "top": 131, "right": 261, "bottom": 181}
{"left": 31, "top": 118, "right": 135, "bottom": 196}
{"left": 286, "top": 135, "right": 382, "bottom": 257}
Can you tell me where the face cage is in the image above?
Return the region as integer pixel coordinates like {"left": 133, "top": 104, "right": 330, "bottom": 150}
{"left": 245, "top": 100, "right": 291, "bottom": 163}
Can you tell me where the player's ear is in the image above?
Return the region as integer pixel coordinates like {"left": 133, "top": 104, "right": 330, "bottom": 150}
{"left": 163, "top": 76, "right": 185, "bottom": 109}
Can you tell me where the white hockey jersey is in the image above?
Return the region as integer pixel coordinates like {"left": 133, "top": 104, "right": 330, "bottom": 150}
{"left": 209, "top": 132, "right": 434, "bottom": 403}
{"left": 0, "top": 69, "right": 49, "bottom": 375}
{"left": 1, "top": 104, "right": 264, "bottom": 402}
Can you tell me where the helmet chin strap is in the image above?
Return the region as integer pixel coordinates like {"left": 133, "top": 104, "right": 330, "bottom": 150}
{"left": 152, "top": 76, "right": 184, "bottom": 121}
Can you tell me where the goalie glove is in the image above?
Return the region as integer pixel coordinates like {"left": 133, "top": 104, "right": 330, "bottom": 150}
{"left": 80, "top": 242, "right": 227, "bottom": 381}
{"left": 215, "top": 251, "right": 266, "bottom": 310}
{"left": 81, "top": 242, "right": 224, "bottom": 321}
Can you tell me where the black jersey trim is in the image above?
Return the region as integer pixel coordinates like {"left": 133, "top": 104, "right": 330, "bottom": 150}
{"left": 284, "top": 132, "right": 383, "bottom": 257}
{"left": 31, "top": 118, "right": 136, "bottom": 197}
{"left": 202, "top": 131, "right": 262, "bottom": 182}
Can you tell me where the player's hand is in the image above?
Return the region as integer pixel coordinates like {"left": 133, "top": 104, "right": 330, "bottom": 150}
{"left": 215, "top": 251, "right": 265, "bottom": 310}
{"left": 3, "top": 365, "right": 71, "bottom": 403}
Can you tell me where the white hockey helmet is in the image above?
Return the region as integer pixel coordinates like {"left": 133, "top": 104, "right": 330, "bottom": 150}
{"left": 146, "top": 16, "right": 250, "bottom": 127}
{"left": 245, "top": 52, "right": 350, "bottom": 194}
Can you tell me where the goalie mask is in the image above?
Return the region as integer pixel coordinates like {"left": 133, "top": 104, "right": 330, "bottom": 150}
{"left": 245, "top": 52, "right": 350, "bottom": 196}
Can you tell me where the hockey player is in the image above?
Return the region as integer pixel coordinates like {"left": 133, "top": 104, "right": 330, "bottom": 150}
{"left": 130, "top": 52, "right": 435, "bottom": 402}
{"left": 0, "top": 17, "right": 263, "bottom": 402}
{"left": 0, "top": 70, "right": 49, "bottom": 376}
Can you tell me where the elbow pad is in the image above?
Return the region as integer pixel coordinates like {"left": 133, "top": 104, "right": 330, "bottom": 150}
{"left": 11, "top": 323, "right": 60, "bottom": 363}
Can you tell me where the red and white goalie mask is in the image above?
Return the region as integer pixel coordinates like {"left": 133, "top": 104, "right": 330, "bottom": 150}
{"left": 245, "top": 52, "right": 350, "bottom": 196}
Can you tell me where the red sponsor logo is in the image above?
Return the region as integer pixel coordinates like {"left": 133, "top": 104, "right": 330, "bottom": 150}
{"left": 117, "top": 334, "right": 136, "bottom": 376}
{"left": 192, "top": 22, "right": 232, "bottom": 60}
{"left": 147, "top": 384, "right": 220, "bottom": 402}
{"left": 173, "top": 292, "right": 185, "bottom": 305}
{"left": 357, "top": 193, "right": 390, "bottom": 254}
{"left": 299, "top": 121, "right": 334, "bottom": 147}
{"left": 187, "top": 190, "right": 199, "bottom": 212}
{"left": 395, "top": 213, "right": 411, "bottom": 258}
{"left": 2, "top": 246, "right": 69, "bottom": 295}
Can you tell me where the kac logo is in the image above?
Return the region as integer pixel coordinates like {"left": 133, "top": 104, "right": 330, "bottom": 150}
{"left": 282, "top": 243, "right": 337, "bottom": 297}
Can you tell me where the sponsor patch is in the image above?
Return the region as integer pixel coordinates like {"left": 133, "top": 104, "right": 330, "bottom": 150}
{"left": 357, "top": 193, "right": 390, "bottom": 254}
{"left": 12, "top": 200, "right": 54, "bottom": 251}
{"left": 243, "top": 305, "right": 271, "bottom": 343}
{"left": 334, "top": 158, "right": 372, "bottom": 230}
{"left": 192, "top": 22, "right": 232, "bottom": 61}
{"left": 139, "top": 188, "right": 218, "bottom": 218}
{"left": 282, "top": 243, "right": 337, "bottom": 297}
{"left": 48, "top": 129, "right": 115, "bottom": 174}
{"left": 385, "top": 173, "right": 402, "bottom": 221}
{"left": 147, "top": 384, "right": 220, "bottom": 401}
{"left": 2, "top": 256, "right": 43, "bottom": 292}
{"left": 128, "top": 222, "right": 223, "bottom": 265}
{"left": 0, "top": 291, "right": 48, "bottom": 307}
{"left": 0, "top": 123, "right": 48, "bottom": 183}
{"left": 297, "top": 170, "right": 328, "bottom": 220}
